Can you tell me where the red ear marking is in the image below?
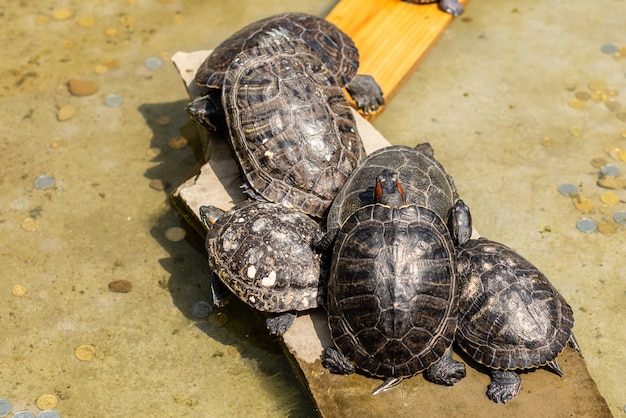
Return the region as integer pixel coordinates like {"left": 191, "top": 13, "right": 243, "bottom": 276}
{"left": 375, "top": 180, "right": 383, "bottom": 201}
{"left": 396, "top": 179, "right": 405, "bottom": 200}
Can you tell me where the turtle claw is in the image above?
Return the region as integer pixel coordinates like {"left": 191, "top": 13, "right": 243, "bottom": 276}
{"left": 345, "top": 74, "right": 385, "bottom": 115}
{"left": 265, "top": 312, "right": 296, "bottom": 335}
{"left": 424, "top": 348, "right": 466, "bottom": 386}
{"left": 487, "top": 370, "right": 522, "bottom": 403}
{"left": 321, "top": 347, "right": 356, "bottom": 375}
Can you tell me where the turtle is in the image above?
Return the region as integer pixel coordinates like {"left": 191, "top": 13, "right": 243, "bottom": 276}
{"left": 455, "top": 237, "right": 580, "bottom": 403}
{"left": 317, "top": 143, "right": 472, "bottom": 249}
{"left": 403, "top": 0, "right": 464, "bottom": 16}
{"left": 187, "top": 12, "right": 384, "bottom": 131}
{"left": 321, "top": 169, "right": 471, "bottom": 394}
{"left": 214, "top": 40, "right": 367, "bottom": 218}
{"left": 200, "top": 201, "right": 327, "bottom": 335}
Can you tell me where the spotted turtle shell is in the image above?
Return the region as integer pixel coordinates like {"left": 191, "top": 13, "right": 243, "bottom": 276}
{"left": 195, "top": 12, "right": 359, "bottom": 91}
{"left": 455, "top": 237, "right": 574, "bottom": 370}
{"left": 206, "top": 201, "right": 326, "bottom": 312}
{"left": 324, "top": 145, "right": 458, "bottom": 241}
{"left": 222, "top": 42, "right": 365, "bottom": 218}
{"left": 328, "top": 203, "right": 458, "bottom": 378}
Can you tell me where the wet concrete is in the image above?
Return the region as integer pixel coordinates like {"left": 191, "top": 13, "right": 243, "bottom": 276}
{"left": 1, "top": 0, "right": 625, "bottom": 416}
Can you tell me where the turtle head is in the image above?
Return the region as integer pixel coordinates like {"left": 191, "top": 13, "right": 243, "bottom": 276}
{"left": 375, "top": 170, "right": 406, "bottom": 207}
{"left": 199, "top": 205, "right": 225, "bottom": 231}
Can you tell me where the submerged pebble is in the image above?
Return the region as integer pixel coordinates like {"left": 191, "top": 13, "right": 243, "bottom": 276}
{"left": 103, "top": 94, "right": 124, "bottom": 107}
{"left": 68, "top": 79, "right": 99, "bottom": 96}
{"left": 165, "top": 226, "right": 186, "bottom": 242}
{"left": 189, "top": 301, "right": 213, "bottom": 318}
{"left": 149, "top": 179, "right": 167, "bottom": 191}
{"left": 35, "top": 394, "right": 58, "bottom": 411}
{"left": 57, "top": 104, "right": 76, "bottom": 121}
{"left": 52, "top": 8, "right": 73, "bottom": 20}
{"left": 13, "top": 412, "right": 35, "bottom": 418}
{"left": 0, "top": 399, "right": 12, "bottom": 417}
{"left": 74, "top": 344, "right": 96, "bottom": 361}
{"left": 144, "top": 56, "right": 164, "bottom": 70}
{"left": 576, "top": 218, "right": 597, "bottom": 233}
{"left": 600, "top": 164, "right": 621, "bottom": 176}
{"left": 557, "top": 183, "right": 578, "bottom": 196}
{"left": 613, "top": 211, "right": 626, "bottom": 225}
{"left": 207, "top": 312, "right": 229, "bottom": 328}
{"left": 573, "top": 197, "right": 594, "bottom": 213}
{"left": 37, "top": 410, "right": 61, "bottom": 418}
{"left": 167, "top": 136, "right": 188, "bottom": 150}
{"left": 34, "top": 175, "right": 55, "bottom": 190}
{"left": 12, "top": 284, "right": 28, "bottom": 297}
{"left": 21, "top": 217, "right": 40, "bottom": 232}
{"left": 108, "top": 279, "right": 133, "bottom": 293}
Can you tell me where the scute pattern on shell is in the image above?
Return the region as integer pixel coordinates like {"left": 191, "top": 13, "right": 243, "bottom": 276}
{"left": 223, "top": 42, "right": 365, "bottom": 217}
{"left": 195, "top": 12, "right": 359, "bottom": 90}
{"left": 328, "top": 204, "right": 457, "bottom": 378}
{"left": 206, "top": 201, "right": 325, "bottom": 312}
{"left": 324, "top": 145, "right": 458, "bottom": 241}
{"left": 455, "top": 237, "right": 574, "bottom": 370}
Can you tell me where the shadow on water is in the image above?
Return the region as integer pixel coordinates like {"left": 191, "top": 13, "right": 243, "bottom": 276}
{"left": 138, "top": 100, "right": 320, "bottom": 417}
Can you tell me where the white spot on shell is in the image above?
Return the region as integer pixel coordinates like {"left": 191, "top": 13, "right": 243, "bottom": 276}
{"left": 249, "top": 295, "right": 256, "bottom": 303}
{"left": 264, "top": 150, "right": 274, "bottom": 159}
{"left": 247, "top": 265, "right": 257, "bottom": 279}
{"left": 261, "top": 271, "right": 277, "bottom": 287}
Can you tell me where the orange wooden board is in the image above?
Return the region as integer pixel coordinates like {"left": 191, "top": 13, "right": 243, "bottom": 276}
{"left": 326, "top": 0, "right": 469, "bottom": 117}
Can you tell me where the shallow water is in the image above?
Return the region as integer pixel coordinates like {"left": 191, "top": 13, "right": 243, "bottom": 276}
{"left": 0, "top": 0, "right": 624, "bottom": 416}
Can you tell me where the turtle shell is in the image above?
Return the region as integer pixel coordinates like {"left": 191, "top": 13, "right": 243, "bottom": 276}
{"left": 195, "top": 12, "right": 359, "bottom": 91}
{"left": 222, "top": 41, "right": 365, "bottom": 218}
{"left": 323, "top": 144, "right": 458, "bottom": 244}
{"left": 206, "top": 201, "right": 326, "bottom": 312}
{"left": 455, "top": 237, "right": 574, "bottom": 370}
{"left": 328, "top": 203, "right": 458, "bottom": 378}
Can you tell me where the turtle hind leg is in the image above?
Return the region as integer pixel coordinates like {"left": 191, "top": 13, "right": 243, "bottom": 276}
{"left": 424, "top": 347, "right": 466, "bottom": 386}
{"left": 211, "top": 273, "right": 230, "bottom": 307}
{"left": 372, "top": 377, "right": 403, "bottom": 395}
{"left": 265, "top": 311, "right": 296, "bottom": 335}
{"left": 487, "top": 370, "right": 522, "bottom": 403}
{"left": 321, "top": 347, "right": 356, "bottom": 375}
{"left": 345, "top": 74, "right": 385, "bottom": 115}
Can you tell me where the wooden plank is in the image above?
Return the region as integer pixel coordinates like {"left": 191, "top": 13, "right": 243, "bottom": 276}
{"left": 326, "top": 0, "right": 469, "bottom": 118}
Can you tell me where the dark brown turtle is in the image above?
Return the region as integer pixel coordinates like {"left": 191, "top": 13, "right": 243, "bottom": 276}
{"left": 220, "top": 41, "right": 367, "bottom": 218}
{"left": 455, "top": 237, "right": 579, "bottom": 403}
{"left": 403, "top": 0, "right": 464, "bottom": 16}
{"left": 317, "top": 143, "right": 471, "bottom": 249}
{"left": 321, "top": 169, "right": 471, "bottom": 394}
{"left": 200, "top": 202, "right": 327, "bottom": 335}
{"left": 187, "top": 12, "right": 384, "bottom": 131}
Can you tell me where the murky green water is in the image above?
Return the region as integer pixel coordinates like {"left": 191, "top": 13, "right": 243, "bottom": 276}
{"left": 0, "top": 0, "right": 624, "bottom": 416}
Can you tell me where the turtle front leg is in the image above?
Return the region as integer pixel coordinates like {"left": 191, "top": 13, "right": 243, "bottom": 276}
{"left": 487, "top": 370, "right": 522, "bottom": 403}
{"left": 321, "top": 346, "right": 356, "bottom": 375}
{"left": 345, "top": 74, "right": 385, "bottom": 115}
{"left": 265, "top": 311, "right": 296, "bottom": 335}
{"left": 424, "top": 347, "right": 466, "bottom": 386}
